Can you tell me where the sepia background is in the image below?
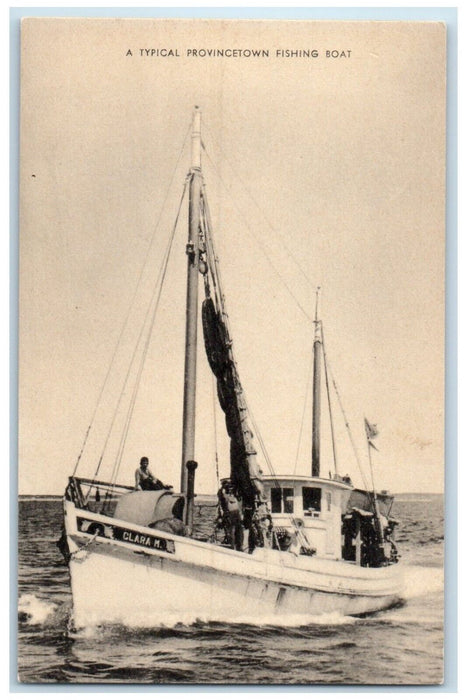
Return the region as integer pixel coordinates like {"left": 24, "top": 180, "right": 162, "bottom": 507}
{"left": 19, "top": 19, "right": 445, "bottom": 497}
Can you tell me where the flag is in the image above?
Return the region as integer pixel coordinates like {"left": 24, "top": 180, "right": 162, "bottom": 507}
{"left": 364, "top": 418, "right": 379, "bottom": 450}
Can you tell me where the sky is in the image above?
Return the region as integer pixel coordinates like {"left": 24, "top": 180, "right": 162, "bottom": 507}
{"left": 19, "top": 18, "right": 445, "bottom": 495}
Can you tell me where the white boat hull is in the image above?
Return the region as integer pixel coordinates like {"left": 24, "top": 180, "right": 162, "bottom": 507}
{"left": 64, "top": 501, "right": 404, "bottom": 628}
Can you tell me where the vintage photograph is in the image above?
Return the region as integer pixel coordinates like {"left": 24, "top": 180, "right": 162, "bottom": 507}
{"left": 18, "top": 17, "right": 445, "bottom": 684}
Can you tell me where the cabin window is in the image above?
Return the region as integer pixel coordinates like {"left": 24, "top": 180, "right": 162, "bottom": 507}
{"left": 271, "top": 488, "right": 282, "bottom": 513}
{"left": 270, "top": 487, "right": 294, "bottom": 514}
{"left": 283, "top": 488, "right": 294, "bottom": 514}
{"left": 327, "top": 492, "right": 332, "bottom": 511}
{"left": 302, "top": 487, "right": 321, "bottom": 512}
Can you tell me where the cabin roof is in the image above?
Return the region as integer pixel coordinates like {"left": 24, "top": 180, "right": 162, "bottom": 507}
{"left": 261, "top": 475, "right": 353, "bottom": 491}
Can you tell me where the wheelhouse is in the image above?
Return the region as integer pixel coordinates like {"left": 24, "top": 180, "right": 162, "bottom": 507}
{"left": 262, "top": 475, "right": 353, "bottom": 559}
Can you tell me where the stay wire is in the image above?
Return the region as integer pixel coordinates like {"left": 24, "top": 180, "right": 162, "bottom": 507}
{"left": 95, "top": 177, "right": 189, "bottom": 487}
{"left": 201, "top": 153, "right": 315, "bottom": 507}
{"left": 202, "top": 174, "right": 291, "bottom": 495}
{"left": 203, "top": 121, "right": 312, "bottom": 291}
{"left": 293, "top": 342, "right": 314, "bottom": 475}
{"left": 200, "top": 190, "right": 223, "bottom": 314}
{"left": 367, "top": 437, "right": 378, "bottom": 498}
{"left": 203, "top": 164, "right": 307, "bottom": 510}
{"left": 202, "top": 174, "right": 312, "bottom": 550}
{"left": 211, "top": 373, "right": 220, "bottom": 490}
{"left": 202, "top": 183, "right": 291, "bottom": 550}
{"left": 202, "top": 181, "right": 280, "bottom": 489}
{"left": 203, "top": 147, "right": 311, "bottom": 323}
{"left": 107, "top": 178, "right": 189, "bottom": 488}
{"left": 73, "top": 122, "right": 191, "bottom": 477}
{"left": 321, "top": 325, "right": 338, "bottom": 475}
{"left": 326, "top": 358, "right": 370, "bottom": 494}
{"left": 202, "top": 143, "right": 347, "bottom": 542}
{"left": 247, "top": 398, "right": 311, "bottom": 548}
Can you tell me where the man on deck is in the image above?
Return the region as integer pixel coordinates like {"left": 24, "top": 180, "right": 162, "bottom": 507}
{"left": 135, "top": 456, "right": 172, "bottom": 491}
{"left": 217, "top": 478, "right": 244, "bottom": 551}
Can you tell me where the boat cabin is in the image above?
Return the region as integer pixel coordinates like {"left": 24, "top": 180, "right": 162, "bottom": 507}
{"left": 262, "top": 475, "right": 353, "bottom": 560}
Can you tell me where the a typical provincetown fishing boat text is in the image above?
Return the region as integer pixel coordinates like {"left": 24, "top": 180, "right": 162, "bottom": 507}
{"left": 58, "top": 107, "right": 404, "bottom": 629}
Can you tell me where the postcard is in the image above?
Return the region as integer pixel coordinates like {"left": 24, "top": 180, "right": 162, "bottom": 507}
{"left": 18, "top": 17, "right": 446, "bottom": 685}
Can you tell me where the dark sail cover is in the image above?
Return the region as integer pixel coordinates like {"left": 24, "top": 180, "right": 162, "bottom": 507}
{"left": 202, "top": 297, "right": 263, "bottom": 517}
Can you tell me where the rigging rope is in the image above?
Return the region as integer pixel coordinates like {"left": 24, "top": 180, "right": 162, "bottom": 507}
{"left": 203, "top": 147, "right": 311, "bottom": 323}
{"left": 321, "top": 325, "right": 339, "bottom": 475}
{"left": 211, "top": 373, "right": 220, "bottom": 490}
{"left": 95, "top": 177, "right": 189, "bottom": 489}
{"left": 367, "top": 439, "right": 378, "bottom": 500}
{"left": 202, "top": 142, "right": 373, "bottom": 544}
{"left": 202, "top": 179, "right": 286, "bottom": 492}
{"left": 200, "top": 190, "right": 223, "bottom": 315}
{"left": 293, "top": 343, "right": 314, "bottom": 475}
{"left": 203, "top": 133, "right": 369, "bottom": 498}
{"left": 203, "top": 121, "right": 312, "bottom": 292}
{"left": 202, "top": 126, "right": 371, "bottom": 499}
{"left": 325, "top": 357, "right": 370, "bottom": 494}
{"left": 73, "top": 122, "right": 191, "bottom": 477}
{"left": 202, "top": 170, "right": 321, "bottom": 551}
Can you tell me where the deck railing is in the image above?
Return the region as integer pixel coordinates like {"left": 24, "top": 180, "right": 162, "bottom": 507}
{"left": 66, "top": 476, "right": 133, "bottom": 517}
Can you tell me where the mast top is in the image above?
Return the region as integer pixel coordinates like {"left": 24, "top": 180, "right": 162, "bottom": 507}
{"left": 313, "top": 286, "right": 322, "bottom": 342}
{"left": 191, "top": 106, "right": 202, "bottom": 172}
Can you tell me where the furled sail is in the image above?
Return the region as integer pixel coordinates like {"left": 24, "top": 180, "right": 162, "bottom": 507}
{"left": 202, "top": 295, "right": 263, "bottom": 522}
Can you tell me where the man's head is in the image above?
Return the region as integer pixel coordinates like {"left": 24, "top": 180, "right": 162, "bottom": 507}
{"left": 140, "top": 456, "right": 149, "bottom": 470}
{"left": 221, "top": 479, "right": 232, "bottom": 493}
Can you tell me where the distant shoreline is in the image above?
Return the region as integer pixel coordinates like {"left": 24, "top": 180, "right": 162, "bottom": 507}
{"left": 18, "top": 493, "right": 219, "bottom": 502}
{"left": 18, "top": 492, "right": 444, "bottom": 500}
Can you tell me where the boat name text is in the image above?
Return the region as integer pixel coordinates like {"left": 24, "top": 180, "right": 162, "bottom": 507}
{"left": 77, "top": 518, "right": 176, "bottom": 554}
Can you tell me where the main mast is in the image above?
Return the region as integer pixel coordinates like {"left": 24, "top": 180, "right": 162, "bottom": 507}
{"left": 180, "top": 107, "right": 202, "bottom": 523}
{"left": 311, "top": 288, "right": 322, "bottom": 477}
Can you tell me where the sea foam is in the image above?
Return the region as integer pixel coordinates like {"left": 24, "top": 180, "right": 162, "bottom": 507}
{"left": 68, "top": 608, "right": 357, "bottom": 636}
{"left": 18, "top": 594, "right": 57, "bottom": 625}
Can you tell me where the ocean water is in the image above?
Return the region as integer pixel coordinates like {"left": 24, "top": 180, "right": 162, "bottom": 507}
{"left": 17, "top": 494, "right": 444, "bottom": 685}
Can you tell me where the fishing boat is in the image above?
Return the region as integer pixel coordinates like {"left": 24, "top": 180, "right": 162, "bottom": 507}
{"left": 59, "top": 107, "right": 404, "bottom": 628}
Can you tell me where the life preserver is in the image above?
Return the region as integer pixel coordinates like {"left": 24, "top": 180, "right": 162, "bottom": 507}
{"left": 88, "top": 522, "right": 104, "bottom": 536}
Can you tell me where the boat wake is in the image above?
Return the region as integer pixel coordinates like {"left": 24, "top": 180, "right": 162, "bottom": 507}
{"left": 402, "top": 564, "right": 444, "bottom": 598}
{"left": 67, "top": 609, "right": 359, "bottom": 637}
